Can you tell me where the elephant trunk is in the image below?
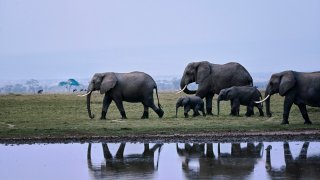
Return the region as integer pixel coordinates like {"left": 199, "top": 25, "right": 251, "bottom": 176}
{"left": 264, "top": 86, "right": 272, "bottom": 117}
{"left": 180, "top": 81, "right": 196, "bottom": 94}
{"left": 86, "top": 91, "right": 95, "bottom": 119}
{"left": 217, "top": 99, "right": 221, "bottom": 116}
{"left": 265, "top": 94, "right": 271, "bottom": 117}
{"left": 175, "top": 105, "right": 179, "bottom": 118}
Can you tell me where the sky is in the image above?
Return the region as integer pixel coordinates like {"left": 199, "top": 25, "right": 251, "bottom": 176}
{"left": 0, "top": 0, "right": 319, "bottom": 80}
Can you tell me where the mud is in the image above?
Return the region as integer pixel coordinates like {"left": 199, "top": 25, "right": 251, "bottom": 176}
{"left": 1, "top": 130, "right": 320, "bottom": 144}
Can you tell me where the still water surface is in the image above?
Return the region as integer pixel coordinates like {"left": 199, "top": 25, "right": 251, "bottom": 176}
{"left": 1, "top": 141, "right": 319, "bottom": 180}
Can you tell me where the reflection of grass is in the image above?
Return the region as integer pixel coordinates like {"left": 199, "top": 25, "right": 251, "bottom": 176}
{"left": 0, "top": 92, "right": 319, "bottom": 139}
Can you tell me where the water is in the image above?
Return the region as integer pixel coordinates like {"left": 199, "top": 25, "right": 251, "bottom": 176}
{"left": 1, "top": 142, "right": 320, "bottom": 180}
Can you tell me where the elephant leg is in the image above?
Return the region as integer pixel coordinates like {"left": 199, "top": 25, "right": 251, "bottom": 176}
{"left": 201, "top": 105, "right": 206, "bottom": 117}
{"left": 114, "top": 99, "right": 127, "bottom": 119}
{"left": 256, "top": 103, "right": 264, "bottom": 116}
{"left": 230, "top": 100, "right": 235, "bottom": 115}
{"left": 184, "top": 105, "right": 191, "bottom": 118}
{"left": 299, "top": 142, "right": 309, "bottom": 160}
{"left": 141, "top": 104, "right": 149, "bottom": 119}
{"left": 297, "top": 104, "right": 312, "bottom": 124}
{"left": 115, "top": 143, "right": 126, "bottom": 159}
{"left": 205, "top": 94, "right": 214, "bottom": 115}
{"left": 245, "top": 105, "right": 254, "bottom": 117}
{"left": 206, "top": 143, "right": 214, "bottom": 158}
{"left": 283, "top": 142, "right": 293, "bottom": 163}
{"left": 102, "top": 143, "right": 113, "bottom": 159}
{"left": 231, "top": 100, "right": 240, "bottom": 116}
{"left": 101, "top": 95, "right": 112, "bottom": 120}
{"left": 229, "top": 100, "right": 234, "bottom": 115}
{"left": 193, "top": 105, "right": 200, "bottom": 117}
{"left": 145, "top": 97, "right": 164, "bottom": 118}
{"left": 282, "top": 96, "right": 294, "bottom": 124}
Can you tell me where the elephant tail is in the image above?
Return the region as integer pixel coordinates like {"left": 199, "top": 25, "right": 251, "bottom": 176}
{"left": 155, "top": 86, "right": 162, "bottom": 109}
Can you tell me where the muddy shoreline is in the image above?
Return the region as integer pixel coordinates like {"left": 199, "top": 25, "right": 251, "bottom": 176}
{"left": 1, "top": 130, "right": 320, "bottom": 144}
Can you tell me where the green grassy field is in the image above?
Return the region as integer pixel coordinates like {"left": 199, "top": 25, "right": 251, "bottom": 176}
{"left": 0, "top": 92, "right": 319, "bottom": 139}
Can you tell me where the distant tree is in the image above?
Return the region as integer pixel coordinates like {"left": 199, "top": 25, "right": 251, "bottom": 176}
{"left": 58, "top": 78, "right": 80, "bottom": 92}
{"left": 13, "top": 84, "right": 27, "bottom": 93}
{"left": 2, "top": 85, "right": 14, "bottom": 93}
{"left": 26, "top": 79, "right": 40, "bottom": 94}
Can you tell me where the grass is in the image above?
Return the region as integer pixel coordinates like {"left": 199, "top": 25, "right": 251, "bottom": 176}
{"left": 0, "top": 92, "right": 319, "bottom": 139}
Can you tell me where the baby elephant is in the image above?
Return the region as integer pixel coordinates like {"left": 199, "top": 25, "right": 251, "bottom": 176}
{"left": 217, "top": 86, "right": 264, "bottom": 117}
{"left": 176, "top": 96, "right": 206, "bottom": 118}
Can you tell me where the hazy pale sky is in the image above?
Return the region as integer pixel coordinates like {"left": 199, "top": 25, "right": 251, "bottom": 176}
{"left": 0, "top": 0, "right": 319, "bottom": 80}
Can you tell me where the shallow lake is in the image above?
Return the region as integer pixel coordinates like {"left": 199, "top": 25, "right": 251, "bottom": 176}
{"left": 1, "top": 141, "right": 319, "bottom": 180}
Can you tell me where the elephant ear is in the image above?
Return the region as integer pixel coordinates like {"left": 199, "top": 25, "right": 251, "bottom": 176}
{"left": 279, "top": 71, "right": 296, "bottom": 96}
{"left": 195, "top": 61, "right": 211, "bottom": 84}
{"left": 226, "top": 89, "right": 233, "bottom": 100}
{"left": 100, "top": 73, "right": 117, "bottom": 94}
{"left": 182, "top": 97, "right": 190, "bottom": 106}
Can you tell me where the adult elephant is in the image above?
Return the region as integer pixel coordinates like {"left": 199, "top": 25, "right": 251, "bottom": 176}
{"left": 178, "top": 61, "right": 253, "bottom": 115}
{"left": 80, "top": 71, "right": 164, "bottom": 120}
{"left": 257, "top": 71, "right": 320, "bottom": 124}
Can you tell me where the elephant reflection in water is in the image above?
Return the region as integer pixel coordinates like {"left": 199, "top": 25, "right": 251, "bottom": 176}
{"left": 87, "top": 143, "right": 162, "bottom": 179}
{"left": 176, "top": 143, "right": 263, "bottom": 179}
{"left": 265, "top": 142, "right": 320, "bottom": 179}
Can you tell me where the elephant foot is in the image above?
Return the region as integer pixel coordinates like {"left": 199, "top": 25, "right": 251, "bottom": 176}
{"left": 304, "top": 120, "right": 312, "bottom": 125}
{"left": 184, "top": 113, "right": 189, "bottom": 118}
{"left": 206, "top": 109, "right": 213, "bottom": 116}
{"left": 281, "top": 120, "right": 289, "bottom": 125}
{"left": 193, "top": 114, "right": 200, "bottom": 117}
{"left": 141, "top": 111, "right": 149, "bottom": 119}
{"left": 259, "top": 111, "right": 264, "bottom": 117}
{"left": 156, "top": 109, "right": 164, "bottom": 118}
{"left": 267, "top": 113, "right": 272, "bottom": 117}
{"left": 100, "top": 112, "right": 107, "bottom": 120}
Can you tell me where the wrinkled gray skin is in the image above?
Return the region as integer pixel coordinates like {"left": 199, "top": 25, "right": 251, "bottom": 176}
{"left": 263, "top": 71, "right": 320, "bottom": 124}
{"left": 180, "top": 61, "right": 253, "bottom": 115}
{"left": 86, "top": 71, "right": 164, "bottom": 120}
{"left": 176, "top": 96, "right": 206, "bottom": 118}
{"left": 217, "top": 86, "right": 264, "bottom": 117}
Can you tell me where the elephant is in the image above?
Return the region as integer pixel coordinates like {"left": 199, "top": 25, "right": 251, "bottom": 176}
{"left": 87, "top": 143, "right": 163, "bottom": 179}
{"left": 178, "top": 61, "right": 253, "bottom": 115}
{"left": 175, "top": 96, "right": 206, "bottom": 118}
{"left": 176, "top": 142, "right": 263, "bottom": 179}
{"left": 217, "top": 86, "right": 264, "bottom": 117}
{"left": 256, "top": 70, "right": 320, "bottom": 124}
{"left": 80, "top": 71, "right": 164, "bottom": 120}
{"left": 265, "top": 142, "right": 320, "bottom": 179}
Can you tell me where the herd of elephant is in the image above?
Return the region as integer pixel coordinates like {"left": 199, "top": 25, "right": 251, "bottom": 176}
{"left": 79, "top": 61, "right": 320, "bottom": 125}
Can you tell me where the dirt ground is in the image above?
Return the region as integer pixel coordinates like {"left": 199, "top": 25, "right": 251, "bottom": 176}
{"left": 1, "top": 130, "right": 320, "bottom": 144}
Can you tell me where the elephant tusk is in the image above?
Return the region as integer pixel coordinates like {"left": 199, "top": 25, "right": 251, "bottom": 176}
{"left": 77, "top": 91, "right": 92, "bottom": 97}
{"left": 254, "top": 94, "right": 270, "bottom": 104}
{"left": 176, "top": 85, "right": 187, "bottom": 94}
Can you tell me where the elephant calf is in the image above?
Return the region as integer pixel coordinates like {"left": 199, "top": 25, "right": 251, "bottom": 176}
{"left": 217, "top": 86, "right": 264, "bottom": 117}
{"left": 176, "top": 96, "right": 206, "bottom": 118}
